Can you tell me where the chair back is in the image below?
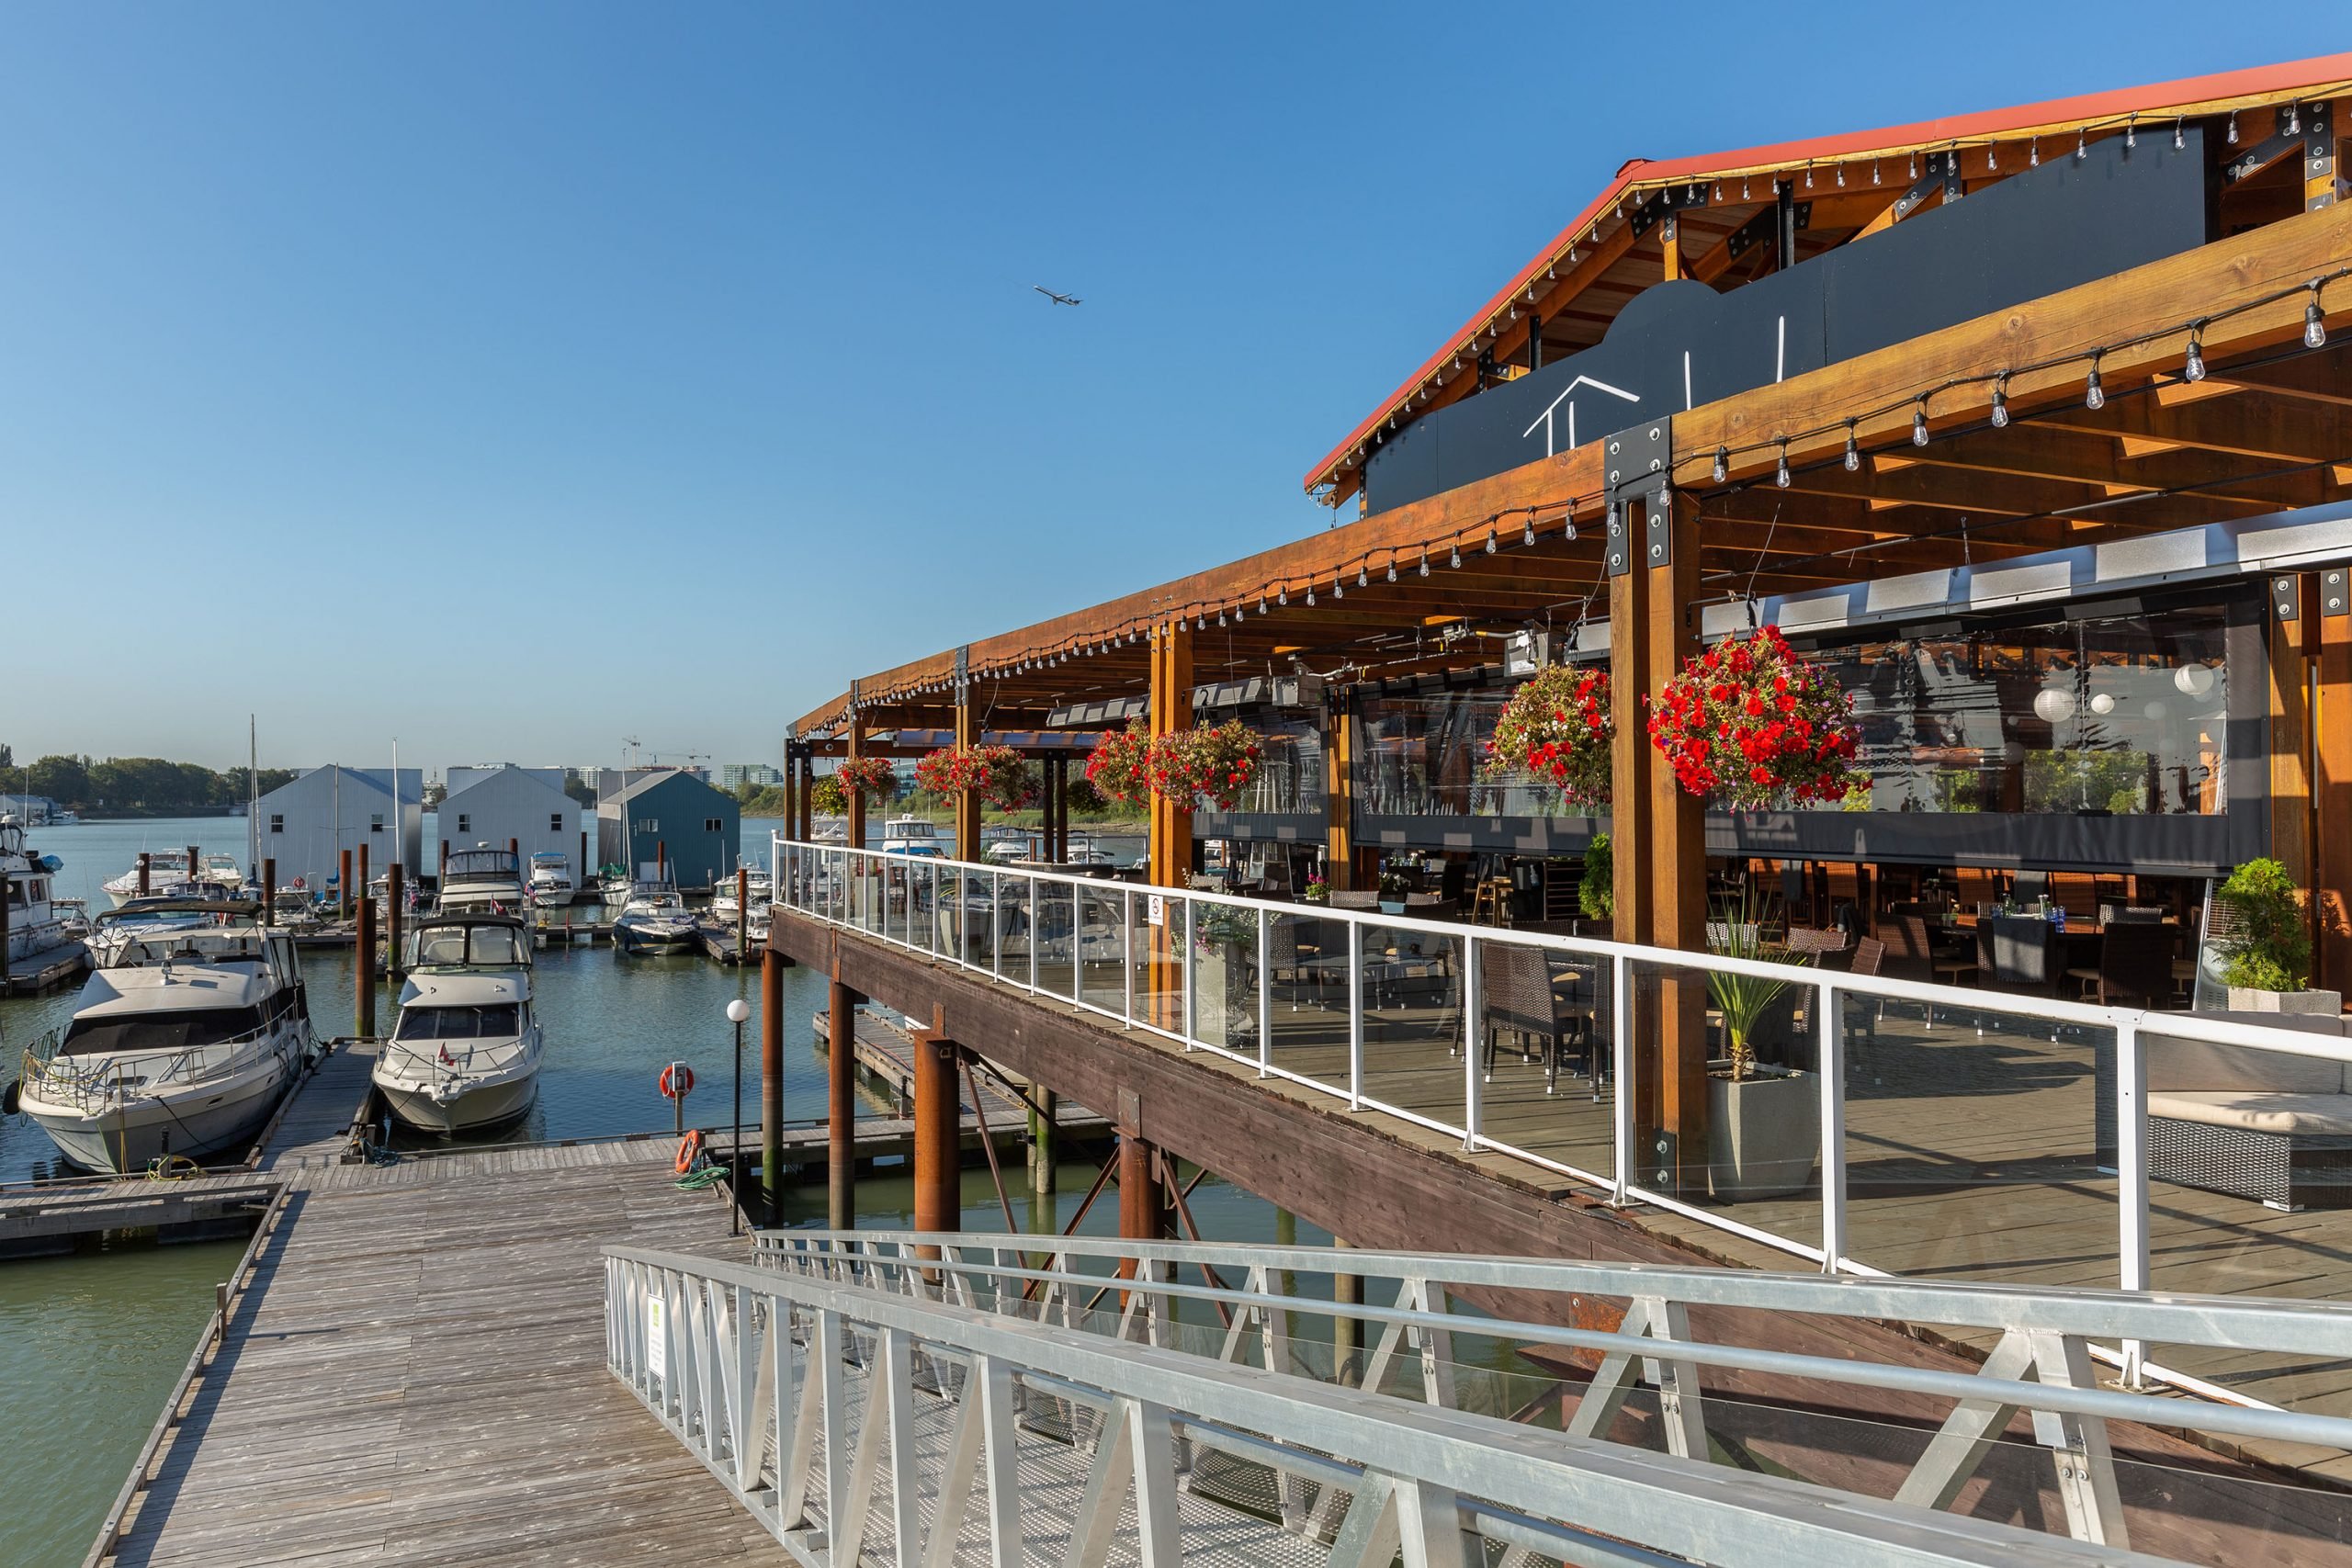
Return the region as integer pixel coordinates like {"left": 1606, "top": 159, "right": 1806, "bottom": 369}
{"left": 1849, "top": 936, "right": 1885, "bottom": 977}
{"left": 1329, "top": 889, "right": 1378, "bottom": 912}
{"left": 1981, "top": 914, "right": 2058, "bottom": 988}
{"left": 2104, "top": 905, "right": 2165, "bottom": 925}
{"left": 2098, "top": 921, "right": 2176, "bottom": 1008}
{"left": 1477, "top": 940, "right": 1564, "bottom": 1037}
{"left": 1260, "top": 859, "right": 1292, "bottom": 897}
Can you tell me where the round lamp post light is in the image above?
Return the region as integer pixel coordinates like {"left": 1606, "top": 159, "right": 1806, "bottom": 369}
{"left": 728, "top": 998, "right": 752, "bottom": 1234}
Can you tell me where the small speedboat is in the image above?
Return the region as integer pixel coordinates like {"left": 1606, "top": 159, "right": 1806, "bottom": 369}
{"left": 527, "top": 852, "right": 575, "bottom": 908}
{"left": 13, "top": 900, "right": 313, "bottom": 1171}
{"left": 376, "top": 914, "right": 542, "bottom": 1134}
{"left": 614, "top": 886, "right": 697, "bottom": 954}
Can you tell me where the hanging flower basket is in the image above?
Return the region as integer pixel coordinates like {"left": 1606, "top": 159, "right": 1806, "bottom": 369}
{"left": 1084, "top": 724, "right": 1155, "bottom": 808}
{"left": 1645, "top": 626, "right": 1865, "bottom": 810}
{"left": 833, "top": 755, "right": 900, "bottom": 804}
{"left": 1148, "top": 722, "right": 1264, "bottom": 813}
{"left": 809, "top": 776, "right": 850, "bottom": 816}
{"left": 916, "top": 745, "right": 1036, "bottom": 811}
{"left": 1483, "top": 664, "right": 1612, "bottom": 807}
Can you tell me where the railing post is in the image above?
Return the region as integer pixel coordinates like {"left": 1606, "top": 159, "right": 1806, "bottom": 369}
{"left": 1256, "top": 906, "right": 1272, "bottom": 1077}
{"left": 1611, "top": 952, "right": 1634, "bottom": 1204}
{"left": 1346, "top": 919, "right": 1364, "bottom": 1111}
{"left": 2116, "top": 1017, "right": 2149, "bottom": 1387}
{"left": 1181, "top": 896, "right": 1195, "bottom": 1048}
{"left": 1123, "top": 886, "right": 1136, "bottom": 1029}
{"left": 990, "top": 868, "right": 1002, "bottom": 977}
{"left": 1461, "top": 934, "right": 1481, "bottom": 1151}
{"left": 1027, "top": 872, "right": 1038, "bottom": 994}
{"left": 1817, "top": 978, "right": 1846, "bottom": 1274}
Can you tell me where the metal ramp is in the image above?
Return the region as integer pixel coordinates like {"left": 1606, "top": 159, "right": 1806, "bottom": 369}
{"left": 604, "top": 1231, "right": 2352, "bottom": 1568}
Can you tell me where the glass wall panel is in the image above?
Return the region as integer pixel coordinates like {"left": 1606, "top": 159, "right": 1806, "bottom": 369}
{"left": 1356, "top": 690, "right": 1592, "bottom": 818}
{"left": 1230, "top": 714, "right": 1327, "bottom": 813}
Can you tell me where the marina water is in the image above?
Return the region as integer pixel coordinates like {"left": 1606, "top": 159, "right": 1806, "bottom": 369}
{"left": 0, "top": 813, "right": 1294, "bottom": 1568}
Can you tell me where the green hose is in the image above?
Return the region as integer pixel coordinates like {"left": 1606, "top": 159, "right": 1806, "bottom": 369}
{"left": 673, "top": 1163, "right": 729, "bottom": 1191}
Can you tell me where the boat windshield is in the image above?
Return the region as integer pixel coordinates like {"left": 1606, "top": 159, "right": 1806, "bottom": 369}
{"left": 410, "top": 926, "right": 529, "bottom": 967}
{"left": 396, "top": 1003, "right": 521, "bottom": 1041}
{"left": 445, "top": 852, "right": 517, "bottom": 878}
{"left": 62, "top": 1005, "right": 267, "bottom": 1055}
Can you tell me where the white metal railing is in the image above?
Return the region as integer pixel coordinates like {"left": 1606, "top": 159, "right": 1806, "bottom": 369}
{"left": 771, "top": 833, "right": 2352, "bottom": 1403}
{"left": 609, "top": 1234, "right": 2269, "bottom": 1566}
{"left": 19, "top": 1023, "right": 292, "bottom": 1112}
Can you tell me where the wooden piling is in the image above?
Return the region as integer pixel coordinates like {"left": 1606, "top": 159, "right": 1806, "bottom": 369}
{"left": 138, "top": 852, "right": 152, "bottom": 897}
{"left": 1333, "top": 1237, "right": 1362, "bottom": 1386}
{"left": 339, "top": 849, "right": 353, "bottom": 920}
{"left": 579, "top": 828, "right": 589, "bottom": 889}
{"left": 761, "top": 947, "right": 785, "bottom": 1226}
{"left": 0, "top": 871, "right": 11, "bottom": 989}
{"left": 357, "top": 843, "right": 369, "bottom": 927}
{"left": 355, "top": 893, "right": 377, "bottom": 1038}
{"left": 827, "top": 977, "right": 856, "bottom": 1230}
{"left": 1029, "top": 1088, "right": 1057, "bottom": 1193}
{"left": 911, "top": 1032, "right": 960, "bottom": 1256}
{"left": 261, "top": 858, "right": 277, "bottom": 925}
{"left": 736, "top": 866, "right": 749, "bottom": 964}
{"left": 657, "top": 840, "right": 666, "bottom": 884}
{"left": 387, "top": 864, "right": 405, "bottom": 979}
{"left": 187, "top": 845, "right": 199, "bottom": 889}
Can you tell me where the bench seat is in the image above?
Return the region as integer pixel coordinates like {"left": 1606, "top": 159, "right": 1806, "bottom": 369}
{"left": 2147, "top": 1090, "right": 2352, "bottom": 1137}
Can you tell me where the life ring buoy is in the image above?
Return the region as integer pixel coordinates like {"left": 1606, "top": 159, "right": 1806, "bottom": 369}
{"left": 659, "top": 1063, "right": 695, "bottom": 1100}
{"left": 675, "top": 1129, "right": 705, "bottom": 1174}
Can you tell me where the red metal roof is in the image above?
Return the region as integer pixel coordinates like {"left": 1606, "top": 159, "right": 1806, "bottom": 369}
{"left": 1304, "top": 52, "right": 2352, "bottom": 498}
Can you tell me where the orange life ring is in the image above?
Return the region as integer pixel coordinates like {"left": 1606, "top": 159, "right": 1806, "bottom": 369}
{"left": 675, "top": 1129, "right": 706, "bottom": 1174}
{"left": 659, "top": 1063, "right": 695, "bottom": 1100}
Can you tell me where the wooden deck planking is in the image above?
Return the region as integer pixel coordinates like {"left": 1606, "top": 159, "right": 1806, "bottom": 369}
{"left": 106, "top": 1149, "right": 786, "bottom": 1567}
{"left": 258, "top": 1039, "right": 382, "bottom": 1170}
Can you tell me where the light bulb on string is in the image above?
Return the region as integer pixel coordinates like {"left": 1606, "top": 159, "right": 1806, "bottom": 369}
{"left": 1713, "top": 446, "right": 1728, "bottom": 483}
{"left": 1216, "top": 609, "right": 1227, "bottom": 627}
{"left": 2288, "top": 102, "right": 2301, "bottom": 135}
{"left": 1563, "top": 516, "right": 1577, "bottom": 541}
{"left": 1418, "top": 549, "right": 1430, "bottom": 578}
{"left": 2075, "top": 128, "right": 2086, "bottom": 161}
{"left": 1331, "top": 574, "right": 1342, "bottom": 600}
{"left": 1195, "top": 614, "right": 1205, "bottom": 631}
{"left": 1843, "top": 421, "right": 1860, "bottom": 471}
{"left": 1804, "top": 161, "right": 1813, "bottom": 189}
{"left": 2184, "top": 329, "right": 2206, "bottom": 383}
{"left": 1908, "top": 152, "right": 1917, "bottom": 179}
{"left": 1836, "top": 163, "right": 1846, "bottom": 186}
{"left": 1385, "top": 559, "right": 1397, "bottom": 583}
{"left": 2086, "top": 355, "right": 2105, "bottom": 411}
{"left": 1990, "top": 374, "right": 2010, "bottom": 429}
{"left": 1277, "top": 585, "right": 1288, "bottom": 605}
{"left": 1449, "top": 542, "right": 1461, "bottom": 569}
{"left": 2030, "top": 137, "right": 2039, "bottom": 167}
{"left": 1305, "top": 583, "right": 1315, "bottom": 606}
{"left": 1871, "top": 160, "right": 1882, "bottom": 185}
{"left": 1259, "top": 592, "right": 1268, "bottom": 615}
{"left": 2173, "top": 118, "right": 2184, "bottom": 151}
{"left": 2125, "top": 115, "right": 2136, "bottom": 151}
{"left": 1522, "top": 517, "right": 1535, "bottom": 547}
{"left": 1913, "top": 400, "right": 1930, "bottom": 446}
{"left": 2227, "top": 112, "right": 2238, "bottom": 145}
{"left": 1984, "top": 141, "right": 1996, "bottom": 172}
{"left": 1358, "top": 564, "right": 1369, "bottom": 587}
{"left": 2307, "top": 283, "right": 2328, "bottom": 349}
{"left": 1485, "top": 526, "right": 1498, "bottom": 554}
{"left": 1774, "top": 443, "right": 1791, "bottom": 488}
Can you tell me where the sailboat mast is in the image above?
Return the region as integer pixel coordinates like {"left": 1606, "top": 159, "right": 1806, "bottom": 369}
{"left": 248, "top": 716, "right": 260, "bottom": 879}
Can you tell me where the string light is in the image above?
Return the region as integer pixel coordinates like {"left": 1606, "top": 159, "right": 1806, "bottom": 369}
{"left": 2227, "top": 112, "right": 2239, "bottom": 146}
{"left": 1774, "top": 442, "right": 1791, "bottom": 488}
{"left": 2085, "top": 353, "right": 2106, "bottom": 411}
{"left": 1449, "top": 542, "right": 1462, "bottom": 569}
{"left": 1990, "top": 373, "right": 2010, "bottom": 429}
{"left": 2029, "top": 137, "right": 2039, "bottom": 167}
{"left": 2307, "top": 281, "right": 2328, "bottom": 349}
{"left": 1331, "top": 573, "right": 1343, "bottom": 599}
{"left": 1871, "top": 160, "right": 1882, "bottom": 186}
{"left": 2184, "top": 324, "right": 2207, "bottom": 383}
{"left": 1563, "top": 515, "right": 1577, "bottom": 542}
{"left": 2125, "top": 114, "right": 2136, "bottom": 151}
{"left": 1984, "top": 141, "right": 1996, "bottom": 173}
{"left": 1843, "top": 420, "right": 1860, "bottom": 471}
{"left": 2075, "top": 128, "right": 2086, "bottom": 161}
{"left": 1804, "top": 161, "right": 1814, "bottom": 188}
{"left": 2288, "top": 101, "right": 2301, "bottom": 136}
{"left": 1305, "top": 582, "right": 1316, "bottom": 606}
{"left": 1418, "top": 549, "right": 1430, "bottom": 578}
{"left": 1216, "top": 609, "right": 1227, "bottom": 627}
{"left": 1913, "top": 398, "right": 1930, "bottom": 446}
{"left": 1385, "top": 559, "right": 1397, "bottom": 583}
{"left": 1522, "top": 517, "right": 1535, "bottom": 547}
{"left": 1259, "top": 592, "right": 1268, "bottom": 615}
{"left": 1194, "top": 614, "right": 1205, "bottom": 631}
{"left": 2173, "top": 118, "right": 2185, "bottom": 151}
{"left": 1713, "top": 446, "right": 1728, "bottom": 483}
{"left": 1485, "top": 526, "right": 1498, "bottom": 554}
{"left": 1742, "top": 175, "right": 1750, "bottom": 199}
{"left": 1358, "top": 563, "right": 1369, "bottom": 587}
{"left": 1836, "top": 163, "right": 1846, "bottom": 186}
{"left": 1908, "top": 152, "right": 1917, "bottom": 179}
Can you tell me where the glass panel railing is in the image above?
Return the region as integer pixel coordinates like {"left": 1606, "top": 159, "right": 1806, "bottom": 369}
{"left": 1354, "top": 919, "right": 1464, "bottom": 1133}
{"left": 1080, "top": 883, "right": 1127, "bottom": 1016}
{"left": 1469, "top": 934, "right": 1618, "bottom": 1185}
{"left": 1133, "top": 889, "right": 1186, "bottom": 1040}
{"left": 999, "top": 874, "right": 1034, "bottom": 988}
{"left": 1263, "top": 908, "right": 1348, "bottom": 1092}
{"left": 1188, "top": 900, "right": 1260, "bottom": 1056}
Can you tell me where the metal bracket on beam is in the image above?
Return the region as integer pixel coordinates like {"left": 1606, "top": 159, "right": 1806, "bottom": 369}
{"left": 1722, "top": 200, "right": 1804, "bottom": 265}
{"left": 2324, "top": 569, "right": 2349, "bottom": 618}
{"left": 1603, "top": 419, "right": 1673, "bottom": 576}
{"left": 1888, "top": 150, "right": 1966, "bottom": 223}
{"left": 1625, "top": 182, "right": 1709, "bottom": 241}
{"left": 2275, "top": 574, "right": 2301, "bottom": 622}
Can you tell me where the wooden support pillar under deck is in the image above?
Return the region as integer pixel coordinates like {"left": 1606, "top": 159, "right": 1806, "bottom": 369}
{"left": 910, "top": 1031, "right": 961, "bottom": 1258}
{"left": 2315, "top": 573, "right": 2352, "bottom": 996}
{"left": 2270, "top": 571, "right": 2318, "bottom": 955}
{"left": 1117, "top": 1128, "right": 1165, "bottom": 1302}
{"left": 954, "top": 692, "right": 981, "bottom": 863}
{"left": 827, "top": 974, "right": 859, "bottom": 1230}
{"left": 1322, "top": 691, "right": 1355, "bottom": 890}
{"left": 1611, "top": 490, "right": 1708, "bottom": 1196}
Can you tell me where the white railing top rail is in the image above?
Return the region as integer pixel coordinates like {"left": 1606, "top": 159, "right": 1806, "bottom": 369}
{"left": 752, "top": 1227, "right": 2352, "bottom": 1355}
{"left": 771, "top": 829, "right": 2352, "bottom": 1065}
{"left": 750, "top": 1230, "right": 2352, "bottom": 1456}
{"left": 605, "top": 1242, "right": 2185, "bottom": 1568}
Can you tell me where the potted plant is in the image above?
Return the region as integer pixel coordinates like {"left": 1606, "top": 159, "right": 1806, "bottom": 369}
{"left": 1147, "top": 722, "right": 1264, "bottom": 812}
{"left": 916, "top": 744, "right": 1037, "bottom": 812}
{"left": 1704, "top": 887, "right": 1818, "bottom": 1201}
{"left": 1483, "top": 663, "right": 1612, "bottom": 806}
{"left": 1646, "top": 626, "right": 1866, "bottom": 809}
{"left": 1376, "top": 869, "right": 1411, "bottom": 916}
{"left": 1191, "top": 905, "right": 1259, "bottom": 1047}
{"left": 809, "top": 776, "right": 850, "bottom": 817}
{"left": 1299, "top": 873, "right": 1329, "bottom": 906}
{"left": 2220, "top": 858, "right": 2339, "bottom": 1013}
{"left": 1578, "top": 833, "right": 1613, "bottom": 936}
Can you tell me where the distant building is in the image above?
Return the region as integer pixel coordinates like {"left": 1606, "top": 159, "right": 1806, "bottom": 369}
{"left": 596, "top": 771, "right": 741, "bottom": 889}
{"left": 720, "top": 762, "right": 784, "bottom": 791}
{"left": 436, "top": 766, "right": 582, "bottom": 875}
{"left": 0, "top": 794, "right": 65, "bottom": 825}
{"left": 254, "top": 767, "right": 424, "bottom": 891}
{"left": 590, "top": 763, "right": 713, "bottom": 803}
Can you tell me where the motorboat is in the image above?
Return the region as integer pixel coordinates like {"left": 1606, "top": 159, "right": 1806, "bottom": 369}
{"left": 2, "top": 817, "right": 84, "bottom": 972}
{"left": 438, "top": 845, "right": 525, "bottom": 915}
{"left": 744, "top": 900, "right": 771, "bottom": 945}
{"left": 100, "top": 849, "right": 195, "bottom": 908}
{"left": 12, "top": 899, "right": 313, "bottom": 1171}
{"left": 598, "top": 865, "right": 634, "bottom": 906}
{"left": 1062, "top": 832, "right": 1116, "bottom": 867}
{"left": 85, "top": 886, "right": 241, "bottom": 967}
{"left": 376, "top": 914, "right": 543, "bottom": 1134}
{"left": 613, "top": 886, "right": 697, "bottom": 954}
{"left": 527, "top": 852, "right": 575, "bottom": 908}
{"left": 708, "top": 868, "right": 772, "bottom": 923}
{"left": 881, "top": 815, "right": 944, "bottom": 858}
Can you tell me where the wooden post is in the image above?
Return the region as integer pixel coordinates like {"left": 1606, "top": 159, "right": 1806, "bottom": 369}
{"left": 187, "top": 846, "right": 199, "bottom": 888}
{"left": 656, "top": 840, "right": 667, "bottom": 885}
{"left": 954, "top": 694, "right": 981, "bottom": 863}
{"left": 2318, "top": 581, "right": 2352, "bottom": 996}
{"left": 387, "top": 863, "right": 405, "bottom": 979}
{"left": 844, "top": 716, "right": 868, "bottom": 853}
{"left": 1029, "top": 1088, "right": 1057, "bottom": 1193}
{"left": 357, "top": 843, "right": 369, "bottom": 926}
{"left": 0, "top": 867, "right": 10, "bottom": 989}
{"left": 579, "top": 828, "right": 589, "bottom": 887}
{"left": 1148, "top": 621, "right": 1194, "bottom": 887}
{"left": 439, "top": 838, "right": 448, "bottom": 888}
{"left": 261, "top": 858, "right": 276, "bottom": 926}
{"left": 1332, "top": 1236, "right": 1363, "bottom": 1386}
{"left": 1116, "top": 1131, "right": 1164, "bottom": 1294}
{"left": 1323, "top": 693, "right": 1354, "bottom": 890}
{"left": 340, "top": 849, "right": 353, "bottom": 920}
{"left": 911, "top": 1033, "right": 960, "bottom": 1257}
{"left": 138, "top": 852, "right": 152, "bottom": 897}
{"left": 761, "top": 946, "right": 786, "bottom": 1225}
{"left": 827, "top": 976, "right": 857, "bottom": 1230}
{"left": 355, "top": 892, "right": 377, "bottom": 1038}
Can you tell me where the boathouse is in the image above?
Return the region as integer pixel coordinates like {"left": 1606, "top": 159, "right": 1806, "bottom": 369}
{"left": 436, "top": 764, "right": 581, "bottom": 870}
{"left": 253, "top": 765, "right": 424, "bottom": 892}
{"left": 760, "top": 53, "right": 2352, "bottom": 1453}
{"left": 596, "top": 768, "right": 740, "bottom": 889}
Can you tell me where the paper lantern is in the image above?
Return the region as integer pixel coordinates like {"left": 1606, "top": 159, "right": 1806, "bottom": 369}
{"left": 2173, "top": 663, "right": 2216, "bottom": 697}
{"left": 2032, "top": 688, "right": 2076, "bottom": 724}
{"left": 2088, "top": 692, "right": 2116, "bottom": 716}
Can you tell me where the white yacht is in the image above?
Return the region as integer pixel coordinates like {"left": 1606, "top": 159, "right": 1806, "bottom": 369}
{"left": 12, "top": 900, "right": 312, "bottom": 1171}
{"left": 614, "top": 885, "right": 697, "bottom": 954}
{"left": 3, "top": 818, "right": 84, "bottom": 972}
{"left": 526, "top": 852, "right": 575, "bottom": 908}
{"left": 708, "top": 868, "right": 772, "bottom": 922}
{"left": 100, "top": 849, "right": 194, "bottom": 908}
{"left": 1062, "top": 832, "right": 1115, "bottom": 867}
{"left": 880, "top": 815, "right": 943, "bottom": 858}
{"left": 598, "top": 866, "right": 634, "bottom": 906}
{"left": 438, "top": 845, "right": 525, "bottom": 915}
{"left": 376, "top": 914, "right": 543, "bottom": 1135}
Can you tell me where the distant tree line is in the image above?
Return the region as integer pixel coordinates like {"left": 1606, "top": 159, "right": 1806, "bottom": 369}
{"left": 8, "top": 754, "right": 300, "bottom": 815}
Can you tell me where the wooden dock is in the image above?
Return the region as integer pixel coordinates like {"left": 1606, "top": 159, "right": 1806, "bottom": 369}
{"left": 4, "top": 939, "right": 90, "bottom": 995}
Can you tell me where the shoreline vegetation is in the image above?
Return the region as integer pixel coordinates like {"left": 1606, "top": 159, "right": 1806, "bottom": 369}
{"left": 2, "top": 752, "right": 297, "bottom": 818}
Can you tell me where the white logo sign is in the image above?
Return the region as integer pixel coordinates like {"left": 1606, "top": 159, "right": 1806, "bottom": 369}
{"left": 1147, "top": 895, "right": 1166, "bottom": 928}
{"left": 647, "top": 1295, "right": 668, "bottom": 1379}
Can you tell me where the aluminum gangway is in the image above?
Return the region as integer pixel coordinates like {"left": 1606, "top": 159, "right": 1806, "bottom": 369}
{"left": 604, "top": 1230, "right": 2352, "bottom": 1568}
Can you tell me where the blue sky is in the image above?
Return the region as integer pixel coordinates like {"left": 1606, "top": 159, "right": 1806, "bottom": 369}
{"left": 0, "top": 3, "right": 2308, "bottom": 773}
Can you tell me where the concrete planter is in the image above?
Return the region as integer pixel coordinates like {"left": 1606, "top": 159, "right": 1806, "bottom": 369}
{"left": 1193, "top": 942, "right": 1257, "bottom": 1049}
{"left": 2226, "top": 986, "right": 2343, "bottom": 1015}
{"left": 1706, "top": 1068, "right": 1819, "bottom": 1201}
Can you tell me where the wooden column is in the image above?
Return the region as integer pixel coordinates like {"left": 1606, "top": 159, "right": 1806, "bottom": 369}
{"left": 340, "top": 848, "right": 353, "bottom": 920}
{"left": 1660, "top": 215, "right": 1683, "bottom": 281}
{"left": 2314, "top": 577, "right": 2352, "bottom": 993}
{"left": 1322, "top": 693, "right": 1355, "bottom": 890}
{"left": 1148, "top": 622, "right": 1193, "bottom": 888}
{"left": 387, "top": 864, "right": 405, "bottom": 980}
{"left": 1117, "top": 1132, "right": 1164, "bottom": 1266}
{"left": 762, "top": 946, "right": 786, "bottom": 1225}
{"left": 827, "top": 975, "right": 857, "bottom": 1230}
{"left": 2271, "top": 574, "right": 2318, "bottom": 942}
{"left": 911, "top": 1032, "right": 961, "bottom": 1258}
{"left": 844, "top": 713, "right": 868, "bottom": 853}
{"left": 1028, "top": 1088, "right": 1057, "bottom": 1194}
{"left": 261, "top": 858, "right": 277, "bottom": 927}
{"left": 954, "top": 694, "right": 981, "bottom": 863}
{"left": 355, "top": 893, "right": 377, "bottom": 1038}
